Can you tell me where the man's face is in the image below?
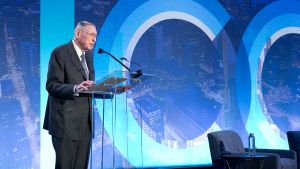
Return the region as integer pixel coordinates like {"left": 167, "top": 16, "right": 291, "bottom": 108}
{"left": 76, "top": 25, "right": 97, "bottom": 51}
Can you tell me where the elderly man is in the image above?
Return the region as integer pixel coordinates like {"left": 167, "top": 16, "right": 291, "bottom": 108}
{"left": 43, "top": 21, "right": 97, "bottom": 169}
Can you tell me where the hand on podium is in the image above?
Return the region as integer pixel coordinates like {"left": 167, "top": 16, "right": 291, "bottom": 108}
{"left": 75, "top": 80, "right": 95, "bottom": 92}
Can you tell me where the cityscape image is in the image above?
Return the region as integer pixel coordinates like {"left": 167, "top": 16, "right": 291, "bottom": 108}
{"left": 1, "top": 0, "right": 300, "bottom": 168}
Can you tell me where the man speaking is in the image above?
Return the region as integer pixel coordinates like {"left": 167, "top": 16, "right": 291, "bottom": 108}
{"left": 43, "top": 21, "right": 97, "bottom": 169}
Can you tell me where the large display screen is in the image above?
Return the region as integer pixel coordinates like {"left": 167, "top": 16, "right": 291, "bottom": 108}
{"left": 1, "top": 0, "right": 300, "bottom": 168}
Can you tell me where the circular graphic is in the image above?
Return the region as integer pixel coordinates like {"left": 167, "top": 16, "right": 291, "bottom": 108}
{"left": 261, "top": 34, "right": 300, "bottom": 133}
{"left": 236, "top": 0, "right": 300, "bottom": 148}
{"left": 130, "top": 19, "right": 223, "bottom": 145}
{"left": 94, "top": 0, "right": 230, "bottom": 167}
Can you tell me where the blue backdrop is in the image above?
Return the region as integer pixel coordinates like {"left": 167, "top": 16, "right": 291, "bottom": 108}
{"left": 1, "top": 0, "right": 300, "bottom": 168}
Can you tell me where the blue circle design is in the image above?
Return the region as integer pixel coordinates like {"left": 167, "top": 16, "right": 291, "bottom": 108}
{"left": 236, "top": 0, "right": 300, "bottom": 149}
{"left": 94, "top": 0, "right": 230, "bottom": 167}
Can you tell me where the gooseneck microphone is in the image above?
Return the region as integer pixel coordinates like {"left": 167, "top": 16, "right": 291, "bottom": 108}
{"left": 98, "top": 48, "right": 131, "bottom": 72}
{"left": 120, "top": 57, "right": 143, "bottom": 78}
{"left": 98, "top": 48, "right": 143, "bottom": 78}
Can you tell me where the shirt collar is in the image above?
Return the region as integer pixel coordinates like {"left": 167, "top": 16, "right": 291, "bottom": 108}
{"left": 72, "top": 40, "right": 84, "bottom": 60}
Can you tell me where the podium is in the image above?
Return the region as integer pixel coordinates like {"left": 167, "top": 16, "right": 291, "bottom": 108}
{"left": 82, "top": 70, "right": 153, "bottom": 169}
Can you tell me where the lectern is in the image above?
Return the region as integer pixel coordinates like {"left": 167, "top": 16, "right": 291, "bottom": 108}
{"left": 82, "top": 70, "right": 152, "bottom": 169}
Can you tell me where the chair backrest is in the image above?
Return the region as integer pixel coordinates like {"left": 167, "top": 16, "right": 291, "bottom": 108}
{"left": 287, "top": 131, "right": 300, "bottom": 151}
{"left": 207, "top": 130, "right": 245, "bottom": 161}
{"left": 287, "top": 131, "right": 300, "bottom": 169}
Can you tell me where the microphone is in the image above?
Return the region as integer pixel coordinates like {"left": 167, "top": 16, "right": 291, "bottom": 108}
{"left": 120, "top": 57, "right": 143, "bottom": 78}
{"left": 98, "top": 48, "right": 131, "bottom": 72}
{"left": 98, "top": 48, "right": 143, "bottom": 78}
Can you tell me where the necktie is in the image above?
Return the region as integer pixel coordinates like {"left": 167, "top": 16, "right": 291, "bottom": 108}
{"left": 80, "top": 53, "right": 89, "bottom": 80}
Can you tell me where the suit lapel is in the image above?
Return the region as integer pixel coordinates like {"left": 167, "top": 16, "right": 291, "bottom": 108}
{"left": 68, "top": 42, "right": 88, "bottom": 80}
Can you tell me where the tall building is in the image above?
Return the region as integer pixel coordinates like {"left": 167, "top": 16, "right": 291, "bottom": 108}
{"left": 20, "top": 42, "right": 36, "bottom": 77}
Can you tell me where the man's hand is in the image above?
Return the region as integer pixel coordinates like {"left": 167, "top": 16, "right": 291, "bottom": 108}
{"left": 75, "top": 80, "right": 95, "bottom": 92}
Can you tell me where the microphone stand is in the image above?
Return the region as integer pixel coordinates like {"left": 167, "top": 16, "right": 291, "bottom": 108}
{"left": 98, "top": 48, "right": 143, "bottom": 78}
{"left": 120, "top": 57, "right": 143, "bottom": 78}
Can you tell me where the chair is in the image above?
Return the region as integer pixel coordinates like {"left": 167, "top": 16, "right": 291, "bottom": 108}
{"left": 287, "top": 131, "right": 300, "bottom": 169}
{"left": 207, "top": 130, "right": 297, "bottom": 169}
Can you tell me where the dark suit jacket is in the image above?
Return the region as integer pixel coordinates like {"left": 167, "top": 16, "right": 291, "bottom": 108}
{"left": 43, "top": 41, "right": 95, "bottom": 140}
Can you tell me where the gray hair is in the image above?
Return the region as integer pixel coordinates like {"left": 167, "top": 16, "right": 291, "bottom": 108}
{"left": 74, "top": 21, "right": 96, "bottom": 37}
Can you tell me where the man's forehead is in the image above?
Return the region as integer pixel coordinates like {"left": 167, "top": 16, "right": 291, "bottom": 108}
{"left": 83, "top": 25, "right": 96, "bottom": 32}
